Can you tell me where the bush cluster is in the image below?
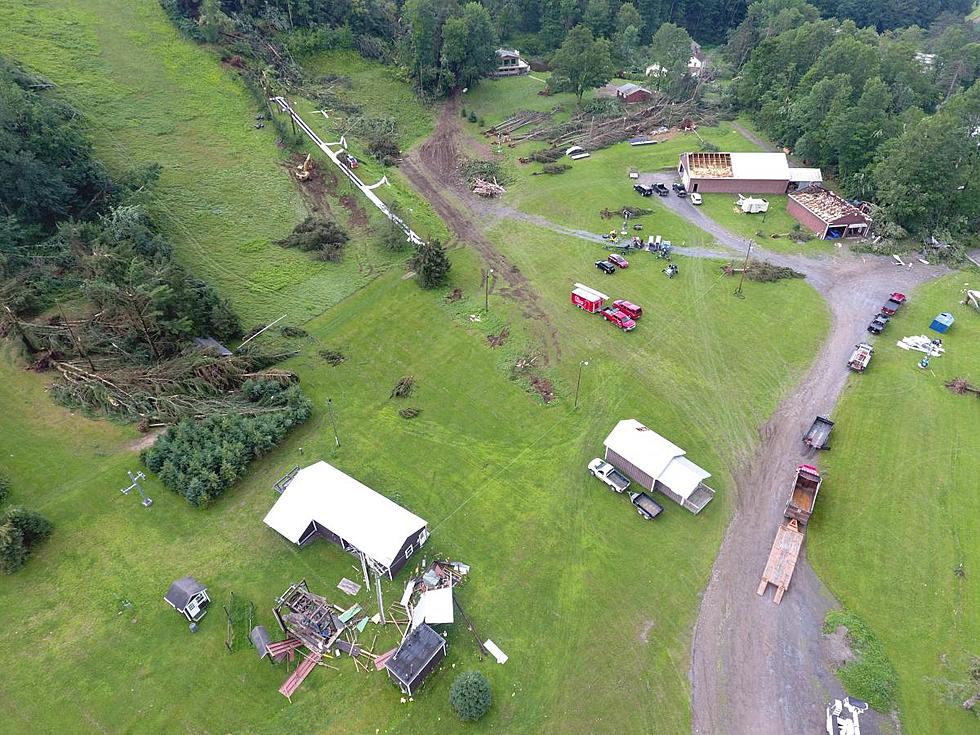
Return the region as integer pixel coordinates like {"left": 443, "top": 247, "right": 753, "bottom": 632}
{"left": 0, "top": 506, "right": 53, "bottom": 575}
{"left": 142, "top": 380, "right": 312, "bottom": 506}
{"left": 449, "top": 670, "right": 492, "bottom": 721}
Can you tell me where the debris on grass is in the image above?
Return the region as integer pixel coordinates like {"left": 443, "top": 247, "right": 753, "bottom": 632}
{"left": 824, "top": 610, "right": 898, "bottom": 712}
{"left": 721, "top": 260, "right": 805, "bottom": 282}
{"left": 539, "top": 163, "right": 571, "bottom": 175}
{"left": 487, "top": 327, "right": 509, "bottom": 348}
{"left": 601, "top": 206, "right": 652, "bottom": 219}
{"left": 530, "top": 376, "right": 555, "bottom": 404}
{"left": 318, "top": 348, "right": 346, "bottom": 366}
{"left": 459, "top": 159, "right": 507, "bottom": 186}
{"left": 945, "top": 378, "right": 980, "bottom": 397}
{"left": 445, "top": 287, "right": 463, "bottom": 303}
{"left": 398, "top": 407, "right": 421, "bottom": 419}
{"left": 390, "top": 375, "right": 415, "bottom": 399}
{"left": 280, "top": 326, "right": 309, "bottom": 338}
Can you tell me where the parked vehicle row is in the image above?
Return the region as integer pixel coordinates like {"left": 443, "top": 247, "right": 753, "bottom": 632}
{"left": 570, "top": 283, "right": 644, "bottom": 333}
{"left": 633, "top": 181, "right": 699, "bottom": 202}
{"left": 588, "top": 458, "right": 663, "bottom": 520}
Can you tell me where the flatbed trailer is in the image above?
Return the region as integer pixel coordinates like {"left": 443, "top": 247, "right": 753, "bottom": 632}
{"left": 757, "top": 519, "right": 804, "bottom": 604}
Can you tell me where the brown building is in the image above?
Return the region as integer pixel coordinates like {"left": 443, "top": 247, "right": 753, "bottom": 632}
{"left": 616, "top": 83, "right": 653, "bottom": 103}
{"left": 678, "top": 152, "right": 822, "bottom": 194}
{"left": 787, "top": 186, "right": 872, "bottom": 239}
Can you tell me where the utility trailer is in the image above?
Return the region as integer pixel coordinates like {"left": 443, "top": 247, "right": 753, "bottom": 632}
{"left": 785, "top": 465, "right": 821, "bottom": 526}
{"left": 848, "top": 342, "right": 874, "bottom": 372}
{"left": 803, "top": 416, "right": 834, "bottom": 450}
{"left": 757, "top": 519, "right": 804, "bottom": 604}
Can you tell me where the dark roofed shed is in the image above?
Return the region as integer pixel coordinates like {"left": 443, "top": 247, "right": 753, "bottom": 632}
{"left": 385, "top": 623, "right": 447, "bottom": 695}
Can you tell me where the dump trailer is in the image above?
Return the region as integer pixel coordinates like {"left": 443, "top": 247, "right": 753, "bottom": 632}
{"left": 803, "top": 416, "right": 834, "bottom": 450}
{"left": 785, "top": 465, "right": 822, "bottom": 526}
{"left": 758, "top": 519, "right": 805, "bottom": 604}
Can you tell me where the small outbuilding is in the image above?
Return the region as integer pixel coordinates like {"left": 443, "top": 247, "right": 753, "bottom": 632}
{"left": 930, "top": 312, "right": 954, "bottom": 334}
{"left": 787, "top": 186, "right": 872, "bottom": 239}
{"left": 493, "top": 48, "right": 530, "bottom": 77}
{"left": 602, "top": 419, "right": 715, "bottom": 513}
{"left": 616, "top": 83, "right": 652, "bottom": 104}
{"left": 385, "top": 623, "right": 447, "bottom": 695}
{"left": 164, "top": 576, "right": 210, "bottom": 622}
{"left": 263, "top": 461, "right": 429, "bottom": 579}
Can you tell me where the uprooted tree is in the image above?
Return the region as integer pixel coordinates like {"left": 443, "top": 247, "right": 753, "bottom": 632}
{"left": 276, "top": 216, "right": 350, "bottom": 262}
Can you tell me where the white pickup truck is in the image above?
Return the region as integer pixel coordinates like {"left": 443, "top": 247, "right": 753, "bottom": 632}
{"left": 588, "top": 458, "right": 631, "bottom": 493}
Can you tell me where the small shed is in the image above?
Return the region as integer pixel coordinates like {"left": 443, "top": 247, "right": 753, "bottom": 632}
{"left": 602, "top": 419, "right": 715, "bottom": 513}
{"left": 164, "top": 576, "right": 210, "bottom": 622}
{"left": 616, "top": 83, "right": 652, "bottom": 104}
{"left": 930, "top": 312, "right": 954, "bottom": 334}
{"left": 571, "top": 283, "right": 608, "bottom": 313}
{"left": 385, "top": 623, "right": 447, "bottom": 695}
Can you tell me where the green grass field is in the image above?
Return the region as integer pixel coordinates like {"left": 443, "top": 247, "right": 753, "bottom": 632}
{"left": 808, "top": 276, "right": 980, "bottom": 734}
{"left": 695, "top": 194, "right": 837, "bottom": 255}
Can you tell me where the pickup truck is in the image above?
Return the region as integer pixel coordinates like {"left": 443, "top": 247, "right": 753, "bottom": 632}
{"left": 867, "top": 315, "right": 889, "bottom": 334}
{"left": 600, "top": 307, "right": 636, "bottom": 331}
{"left": 630, "top": 492, "right": 664, "bottom": 520}
{"left": 633, "top": 184, "right": 654, "bottom": 197}
{"left": 654, "top": 183, "right": 669, "bottom": 197}
{"left": 848, "top": 342, "right": 874, "bottom": 372}
{"left": 613, "top": 299, "right": 643, "bottom": 319}
{"left": 880, "top": 292, "right": 907, "bottom": 316}
{"left": 588, "top": 459, "right": 631, "bottom": 493}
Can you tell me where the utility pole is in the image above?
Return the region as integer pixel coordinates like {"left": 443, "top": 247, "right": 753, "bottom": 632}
{"left": 326, "top": 398, "right": 340, "bottom": 448}
{"left": 734, "top": 240, "right": 753, "bottom": 298}
{"left": 121, "top": 470, "right": 153, "bottom": 508}
{"left": 484, "top": 268, "right": 494, "bottom": 312}
{"left": 574, "top": 360, "right": 589, "bottom": 409}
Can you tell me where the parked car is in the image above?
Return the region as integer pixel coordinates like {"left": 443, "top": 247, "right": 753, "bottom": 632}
{"left": 607, "top": 253, "right": 629, "bottom": 268}
{"left": 588, "top": 459, "right": 630, "bottom": 493}
{"left": 671, "top": 182, "right": 684, "bottom": 192}
{"left": 689, "top": 192, "right": 703, "bottom": 205}
{"left": 599, "top": 307, "right": 636, "bottom": 331}
{"left": 654, "top": 183, "right": 669, "bottom": 196}
{"left": 880, "top": 292, "right": 907, "bottom": 316}
{"left": 630, "top": 492, "right": 664, "bottom": 520}
{"left": 867, "top": 315, "right": 889, "bottom": 334}
{"left": 595, "top": 260, "right": 616, "bottom": 274}
{"left": 633, "top": 184, "right": 654, "bottom": 197}
{"left": 612, "top": 299, "right": 643, "bottom": 319}
{"left": 676, "top": 188, "right": 688, "bottom": 198}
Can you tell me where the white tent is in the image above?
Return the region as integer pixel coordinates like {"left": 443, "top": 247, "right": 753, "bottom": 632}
{"left": 263, "top": 461, "right": 428, "bottom": 574}
{"left": 602, "top": 419, "right": 714, "bottom": 512}
{"left": 410, "top": 587, "right": 455, "bottom": 630}
{"left": 738, "top": 195, "right": 769, "bottom": 213}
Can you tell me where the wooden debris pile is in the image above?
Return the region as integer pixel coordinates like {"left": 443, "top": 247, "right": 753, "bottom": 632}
{"left": 945, "top": 378, "right": 980, "bottom": 397}
{"left": 472, "top": 178, "right": 506, "bottom": 197}
{"left": 484, "top": 110, "right": 552, "bottom": 142}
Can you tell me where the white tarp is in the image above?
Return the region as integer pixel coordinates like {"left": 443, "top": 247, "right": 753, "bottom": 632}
{"left": 410, "top": 587, "right": 454, "bottom": 630}
{"left": 602, "top": 419, "right": 711, "bottom": 502}
{"left": 897, "top": 335, "right": 944, "bottom": 356}
{"left": 738, "top": 196, "right": 769, "bottom": 213}
{"left": 263, "top": 461, "right": 427, "bottom": 569}
{"left": 484, "top": 639, "right": 508, "bottom": 664}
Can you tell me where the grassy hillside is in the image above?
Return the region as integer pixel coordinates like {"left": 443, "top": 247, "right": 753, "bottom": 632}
{"left": 0, "top": 224, "right": 829, "bottom": 733}
{"left": 0, "top": 0, "right": 412, "bottom": 325}
{"left": 808, "top": 276, "right": 980, "bottom": 733}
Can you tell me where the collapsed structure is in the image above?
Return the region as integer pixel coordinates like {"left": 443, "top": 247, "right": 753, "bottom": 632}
{"left": 602, "top": 419, "right": 715, "bottom": 513}
{"left": 677, "top": 151, "right": 821, "bottom": 194}
{"left": 263, "top": 461, "right": 429, "bottom": 579}
{"left": 787, "top": 186, "right": 872, "bottom": 240}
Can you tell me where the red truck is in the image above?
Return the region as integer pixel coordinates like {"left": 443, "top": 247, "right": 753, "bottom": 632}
{"left": 880, "top": 292, "right": 907, "bottom": 316}
{"left": 600, "top": 307, "right": 636, "bottom": 331}
{"left": 613, "top": 299, "right": 643, "bottom": 319}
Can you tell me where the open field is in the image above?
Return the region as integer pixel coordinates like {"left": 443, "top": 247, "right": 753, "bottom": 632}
{"left": 696, "top": 194, "right": 836, "bottom": 255}
{"left": 0, "top": 218, "right": 829, "bottom": 733}
{"left": 808, "top": 275, "right": 980, "bottom": 734}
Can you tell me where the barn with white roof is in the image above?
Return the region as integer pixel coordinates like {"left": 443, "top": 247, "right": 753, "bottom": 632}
{"left": 602, "top": 419, "right": 715, "bottom": 513}
{"left": 678, "top": 151, "right": 822, "bottom": 194}
{"left": 263, "top": 461, "right": 429, "bottom": 579}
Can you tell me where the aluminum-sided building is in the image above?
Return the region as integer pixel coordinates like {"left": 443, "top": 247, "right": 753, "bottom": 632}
{"left": 678, "top": 151, "right": 821, "bottom": 194}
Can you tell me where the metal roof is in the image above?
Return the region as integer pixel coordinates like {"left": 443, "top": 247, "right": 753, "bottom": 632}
{"left": 788, "top": 167, "right": 823, "bottom": 182}
{"left": 263, "top": 461, "right": 427, "bottom": 568}
{"left": 385, "top": 624, "right": 446, "bottom": 685}
{"left": 603, "top": 420, "right": 711, "bottom": 502}
{"left": 729, "top": 152, "right": 790, "bottom": 180}
{"left": 617, "top": 83, "right": 650, "bottom": 96}
{"left": 410, "top": 586, "right": 455, "bottom": 630}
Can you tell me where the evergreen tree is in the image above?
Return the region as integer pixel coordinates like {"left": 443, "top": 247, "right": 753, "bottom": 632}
{"left": 449, "top": 670, "right": 492, "bottom": 721}
{"left": 411, "top": 239, "right": 452, "bottom": 288}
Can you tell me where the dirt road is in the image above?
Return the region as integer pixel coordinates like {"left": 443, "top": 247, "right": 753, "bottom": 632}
{"left": 401, "top": 104, "right": 947, "bottom": 732}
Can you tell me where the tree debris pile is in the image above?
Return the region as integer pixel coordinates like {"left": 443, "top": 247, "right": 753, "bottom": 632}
{"left": 721, "top": 260, "right": 806, "bottom": 282}
{"left": 472, "top": 178, "right": 506, "bottom": 197}
{"left": 945, "top": 378, "right": 980, "bottom": 398}
{"left": 390, "top": 375, "right": 416, "bottom": 398}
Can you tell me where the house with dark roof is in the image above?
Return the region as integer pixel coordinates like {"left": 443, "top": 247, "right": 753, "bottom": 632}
{"left": 385, "top": 623, "right": 447, "bottom": 695}
{"left": 164, "top": 576, "right": 210, "bottom": 622}
{"left": 787, "top": 186, "right": 872, "bottom": 239}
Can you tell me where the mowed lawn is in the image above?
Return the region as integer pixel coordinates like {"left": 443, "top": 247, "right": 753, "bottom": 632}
{"left": 695, "top": 193, "right": 837, "bottom": 255}
{"left": 0, "top": 0, "right": 409, "bottom": 325}
{"left": 0, "top": 225, "right": 829, "bottom": 733}
{"left": 808, "top": 277, "right": 980, "bottom": 734}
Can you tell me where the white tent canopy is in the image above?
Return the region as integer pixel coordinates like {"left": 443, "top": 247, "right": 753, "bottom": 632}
{"left": 263, "top": 461, "right": 427, "bottom": 569}
{"left": 602, "top": 419, "right": 711, "bottom": 502}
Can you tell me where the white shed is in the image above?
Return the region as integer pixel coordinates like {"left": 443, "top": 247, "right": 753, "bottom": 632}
{"left": 602, "top": 419, "right": 715, "bottom": 513}
{"left": 263, "top": 461, "right": 429, "bottom": 578}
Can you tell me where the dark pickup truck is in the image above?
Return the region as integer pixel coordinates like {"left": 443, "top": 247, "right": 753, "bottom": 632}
{"left": 630, "top": 492, "right": 664, "bottom": 520}
{"left": 867, "top": 315, "right": 890, "bottom": 334}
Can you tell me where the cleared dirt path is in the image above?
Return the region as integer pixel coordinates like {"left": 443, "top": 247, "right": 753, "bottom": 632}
{"left": 401, "top": 103, "right": 947, "bottom": 733}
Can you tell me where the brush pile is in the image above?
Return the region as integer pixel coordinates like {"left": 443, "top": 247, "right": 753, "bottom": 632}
{"left": 472, "top": 178, "right": 506, "bottom": 197}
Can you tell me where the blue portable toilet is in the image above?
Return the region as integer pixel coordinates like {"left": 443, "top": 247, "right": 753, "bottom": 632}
{"left": 929, "top": 312, "right": 954, "bottom": 334}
